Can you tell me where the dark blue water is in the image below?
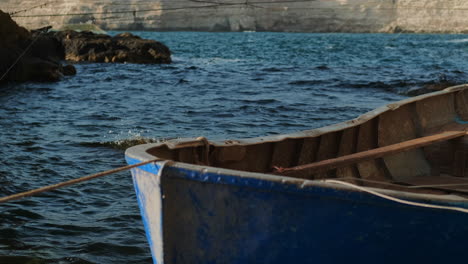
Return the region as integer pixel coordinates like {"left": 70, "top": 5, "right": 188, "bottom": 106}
{"left": 0, "top": 32, "right": 467, "bottom": 263}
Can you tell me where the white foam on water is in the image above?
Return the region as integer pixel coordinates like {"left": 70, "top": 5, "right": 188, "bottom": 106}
{"left": 446, "top": 38, "right": 468, "bottom": 43}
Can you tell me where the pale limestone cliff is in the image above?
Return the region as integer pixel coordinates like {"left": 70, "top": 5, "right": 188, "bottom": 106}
{"left": 1, "top": 0, "right": 467, "bottom": 33}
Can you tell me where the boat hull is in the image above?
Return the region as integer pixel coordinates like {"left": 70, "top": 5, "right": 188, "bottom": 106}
{"left": 126, "top": 156, "right": 468, "bottom": 264}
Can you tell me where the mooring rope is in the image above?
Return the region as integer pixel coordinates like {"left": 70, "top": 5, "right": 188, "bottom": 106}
{"left": 0, "top": 158, "right": 161, "bottom": 204}
{"left": 2, "top": 158, "right": 468, "bottom": 214}
{"left": 323, "top": 179, "right": 468, "bottom": 214}
{"left": 333, "top": 177, "right": 468, "bottom": 189}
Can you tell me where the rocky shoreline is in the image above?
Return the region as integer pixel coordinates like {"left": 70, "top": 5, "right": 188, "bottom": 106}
{"left": 0, "top": 10, "right": 171, "bottom": 84}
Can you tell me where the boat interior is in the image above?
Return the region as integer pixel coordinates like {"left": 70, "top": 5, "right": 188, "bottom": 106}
{"left": 146, "top": 86, "right": 468, "bottom": 196}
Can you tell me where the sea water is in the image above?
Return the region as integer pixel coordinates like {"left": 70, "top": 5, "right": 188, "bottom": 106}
{"left": 0, "top": 32, "right": 467, "bottom": 263}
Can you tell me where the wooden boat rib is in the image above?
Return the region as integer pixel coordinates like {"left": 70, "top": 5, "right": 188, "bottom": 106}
{"left": 126, "top": 84, "right": 468, "bottom": 264}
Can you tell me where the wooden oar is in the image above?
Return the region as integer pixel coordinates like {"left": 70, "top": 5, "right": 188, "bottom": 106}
{"left": 275, "top": 130, "right": 467, "bottom": 176}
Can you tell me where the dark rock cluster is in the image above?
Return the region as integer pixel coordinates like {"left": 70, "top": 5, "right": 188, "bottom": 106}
{"left": 0, "top": 10, "right": 75, "bottom": 84}
{"left": 0, "top": 10, "right": 172, "bottom": 85}
{"left": 51, "top": 31, "right": 172, "bottom": 64}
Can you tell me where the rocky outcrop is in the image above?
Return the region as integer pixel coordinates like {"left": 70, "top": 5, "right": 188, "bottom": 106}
{"left": 1, "top": 0, "right": 468, "bottom": 33}
{"left": 49, "top": 31, "right": 171, "bottom": 64}
{"left": 0, "top": 9, "right": 171, "bottom": 85}
{"left": 0, "top": 10, "right": 75, "bottom": 84}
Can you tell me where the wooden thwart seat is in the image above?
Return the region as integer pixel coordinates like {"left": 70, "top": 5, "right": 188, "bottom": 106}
{"left": 275, "top": 130, "right": 467, "bottom": 177}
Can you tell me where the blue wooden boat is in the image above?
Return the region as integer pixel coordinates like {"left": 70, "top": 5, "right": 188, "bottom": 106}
{"left": 126, "top": 85, "right": 468, "bottom": 264}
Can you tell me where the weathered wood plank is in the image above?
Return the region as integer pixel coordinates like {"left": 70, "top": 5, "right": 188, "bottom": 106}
{"left": 453, "top": 150, "right": 467, "bottom": 177}
{"left": 378, "top": 104, "right": 431, "bottom": 181}
{"left": 178, "top": 148, "right": 196, "bottom": 164}
{"left": 355, "top": 119, "right": 389, "bottom": 181}
{"left": 297, "top": 138, "right": 319, "bottom": 165}
{"left": 336, "top": 127, "right": 359, "bottom": 179}
{"left": 415, "top": 93, "right": 456, "bottom": 132}
{"left": 270, "top": 139, "right": 300, "bottom": 170}
{"left": 314, "top": 132, "right": 341, "bottom": 179}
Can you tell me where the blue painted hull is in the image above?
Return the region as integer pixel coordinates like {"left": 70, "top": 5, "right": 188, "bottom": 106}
{"left": 126, "top": 156, "right": 468, "bottom": 264}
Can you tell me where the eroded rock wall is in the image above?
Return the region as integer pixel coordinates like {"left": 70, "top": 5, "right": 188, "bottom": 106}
{"left": 1, "top": 0, "right": 467, "bottom": 33}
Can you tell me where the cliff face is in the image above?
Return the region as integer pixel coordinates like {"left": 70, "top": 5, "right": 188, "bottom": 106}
{"left": 1, "top": 0, "right": 467, "bottom": 33}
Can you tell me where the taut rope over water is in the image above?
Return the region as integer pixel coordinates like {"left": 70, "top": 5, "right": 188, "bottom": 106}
{"left": 0, "top": 159, "right": 161, "bottom": 204}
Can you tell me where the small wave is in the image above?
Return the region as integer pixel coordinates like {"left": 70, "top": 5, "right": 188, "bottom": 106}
{"left": 276, "top": 105, "right": 301, "bottom": 112}
{"left": 7, "top": 209, "right": 44, "bottom": 220}
{"left": 24, "top": 146, "right": 44, "bottom": 152}
{"left": 275, "top": 122, "right": 308, "bottom": 127}
{"left": 315, "top": 65, "right": 330, "bottom": 70}
{"left": 288, "top": 80, "right": 325, "bottom": 86}
{"left": 13, "top": 141, "right": 36, "bottom": 147}
{"left": 317, "top": 106, "right": 371, "bottom": 116}
{"left": 261, "top": 67, "right": 282, "bottom": 72}
{"left": 84, "top": 114, "right": 121, "bottom": 121}
{"left": 90, "top": 68, "right": 107, "bottom": 74}
{"left": 31, "top": 87, "right": 53, "bottom": 92}
{"left": 214, "top": 113, "right": 235, "bottom": 118}
{"left": 260, "top": 67, "right": 295, "bottom": 72}
{"left": 0, "top": 256, "right": 95, "bottom": 264}
{"left": 345, "top": 80, "right": 415, "bottom": 91}
{"left": 0, "top": 256, "right": 47, "bottom": 264}
{"left": 240, "top": 98, "right": 278, "bottom": 105}
{"left": 81, "top": 137, "right": 175, "bottom": 150}
{"left": 159, "top": 65, "right": 179, "bottom": 70}
{"left": 184, "top": 110, "right": 212, "bottom": 115}
{"left": 176, "top": 78, "right": 189, "bottom": 84}
{"left": 187, "top": 57, "right": 246, "bottom": 65}
{"left": 405, "top": 79, "right": 461, "bottom": 96}
{"left": 84, "top": 242, "right": 144, "bottom": 255}
{"left": 208, "top": 58, "right": 245, "bottom": 63}
{"left": 250, "top": 77, "right": 264, "bottom": 81}
{"left": 238, "top": 90, "right": 260, "bottom": 95}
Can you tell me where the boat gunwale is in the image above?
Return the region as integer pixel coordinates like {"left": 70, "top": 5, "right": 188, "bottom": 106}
{"left": 125, "top": 155, "right": 468, "bottom": 207}
{"left": 125, "top": 84, "right": 468, "bottom": 204}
